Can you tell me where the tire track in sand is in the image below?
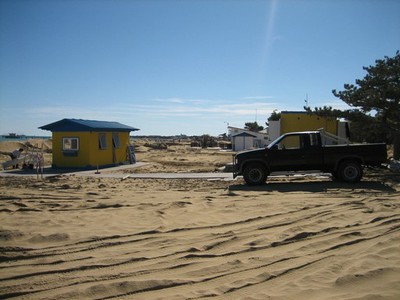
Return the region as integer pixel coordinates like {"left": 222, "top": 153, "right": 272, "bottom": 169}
{"left": 1, "top": 178, "right": 399, "bottom": 299}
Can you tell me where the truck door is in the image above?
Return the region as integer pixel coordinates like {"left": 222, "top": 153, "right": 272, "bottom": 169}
{"left": 267, "top": 133, "right": 323, "bottom": 171}
{"left": 303, "top": 133, "right": 324, "bottom": 170}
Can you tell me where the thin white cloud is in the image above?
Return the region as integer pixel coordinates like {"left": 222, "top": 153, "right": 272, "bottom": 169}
{"left": 28, "top": 99, "right": 283, "bottom": 119}
{"left": 262, "top": 0, "right": 279, "bottom": 67}
{"left": 28, "top": 105, "right": 131, "bottom": 121}
{"left": 27, "top": 98, "right": 283, "bottom": 133}
{"left": 242, "top": 96, "right": 275, "bottom": 100}
{"left": 18, "top": 98, "right": 287, "bottom": 135}
{"left": 153, "top": 97, "right": 205, "bottom": 105}
{"left": 125, "top": 100, "right": 278, "bottom": 117}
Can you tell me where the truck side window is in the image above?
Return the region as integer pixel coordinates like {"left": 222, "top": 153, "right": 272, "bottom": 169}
{"left": 310, "top": 134, "right": 319, "bottom": 146}
{"left": 277, "top": 135, "right": 301, "bottom": 150}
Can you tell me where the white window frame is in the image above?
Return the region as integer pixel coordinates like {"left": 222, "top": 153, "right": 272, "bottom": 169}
{"left": 99, "top": 133, "right": 107, "bottom": 150}
{"left": 112, "top": 133, "right": 121, "bottom": 149}
{"left": 62, "top": 137, "right": 79, "bottom": 151}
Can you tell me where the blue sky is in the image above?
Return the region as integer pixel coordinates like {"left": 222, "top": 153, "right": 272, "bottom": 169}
{"left": 0, "top": 0, "right": 399, "bottom": 136}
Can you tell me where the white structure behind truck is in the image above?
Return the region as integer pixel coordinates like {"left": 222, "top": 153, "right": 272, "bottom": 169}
{"left": 228, "top": 127, "right": 268, "bottom": 152}
{"left": 229, "top": 111, "right": 350, "bottom": 152}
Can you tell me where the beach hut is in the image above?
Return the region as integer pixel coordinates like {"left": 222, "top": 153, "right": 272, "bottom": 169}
{"left": 39, "top": 119, "right": 139, "bottom": 168}
{"left": 228, "top": 126, "right": 268, "bottom": 151}
{"left": 231, "top": 132, "right": 258, "bottom": 151}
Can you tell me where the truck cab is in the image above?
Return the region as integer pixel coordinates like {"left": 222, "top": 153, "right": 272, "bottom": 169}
{"left": 266, "top": 131, "right": 323, "bottom": 171}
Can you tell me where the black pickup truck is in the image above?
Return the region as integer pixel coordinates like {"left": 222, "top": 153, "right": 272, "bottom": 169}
{"left": 233, "top": 131, "right": 387, "bottom": 185}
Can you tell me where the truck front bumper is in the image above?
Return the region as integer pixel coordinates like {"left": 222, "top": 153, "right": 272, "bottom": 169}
{"left": 232, "top": 154, "right": 240, "bottom": 178}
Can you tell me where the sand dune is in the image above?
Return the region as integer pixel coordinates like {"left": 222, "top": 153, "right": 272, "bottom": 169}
{"left": 0, "top": 139, "right": 53, "bottom": 168}
{"left": 1, "top": 171, "right": 399, "bottom": 299}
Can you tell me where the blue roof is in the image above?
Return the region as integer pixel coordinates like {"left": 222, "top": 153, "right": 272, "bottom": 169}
{"left": 39, "top": 118, "right": 140, "bottom": 132}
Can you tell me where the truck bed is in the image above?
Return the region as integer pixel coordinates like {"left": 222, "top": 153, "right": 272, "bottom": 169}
{"left": 322, "top": 143, "right": 387, "bottom": 169}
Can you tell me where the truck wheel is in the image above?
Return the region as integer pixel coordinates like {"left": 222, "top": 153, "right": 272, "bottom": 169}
{"left": 338, "top": 161, "right": 363, "bottom": 183}
{"left": 243, "top": 163, "right": 267, "bottom": 185}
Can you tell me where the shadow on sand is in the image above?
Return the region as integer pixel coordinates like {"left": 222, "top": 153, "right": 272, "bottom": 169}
{"left": 0, "top": 166, "right": 96, "bottom": 177}
{"left": 229, "top": 180, "right": 397, "bottom": 193}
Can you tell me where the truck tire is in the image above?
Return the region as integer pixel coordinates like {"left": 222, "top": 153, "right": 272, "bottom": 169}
{"left": 338, "top": 161, "right": 363, "bottom": 183}
{"left": 243, "top": 163, "right": 267, "bottom": 185}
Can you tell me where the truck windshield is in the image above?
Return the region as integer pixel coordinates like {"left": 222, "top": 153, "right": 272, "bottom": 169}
{"left": 267, "top": 135, "right": 286, "bottom": 149}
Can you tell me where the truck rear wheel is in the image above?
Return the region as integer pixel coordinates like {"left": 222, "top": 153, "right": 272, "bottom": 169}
{"left": 243, "top": 163, "right": 267, "bottom": 185}
{"left": 338, "top": 161, "right": 363, "bottom": 183}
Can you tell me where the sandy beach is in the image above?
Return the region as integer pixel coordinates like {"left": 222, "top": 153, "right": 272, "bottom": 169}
{"left": 1, "top": 139, "right": 400, "bottom": 299}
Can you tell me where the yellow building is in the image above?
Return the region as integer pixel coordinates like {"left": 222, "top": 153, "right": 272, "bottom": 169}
{"left": 39, "top": 119, "right": 139, "bottom": 168}
{"left": 280, "top": 111, "right": 338, "bottom": 134}
{"left": 268, "top": 111, "right": 350, "bottom": 144}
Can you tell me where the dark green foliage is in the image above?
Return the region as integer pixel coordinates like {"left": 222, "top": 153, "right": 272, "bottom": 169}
{"left": 268, "top": 110, "right": 281, "bottom": 122}
{"left": 306, "top": 51, "right": 400, "bottom": 159}
{"left": 244, "top": 121, "right": 264, "bottom": 132}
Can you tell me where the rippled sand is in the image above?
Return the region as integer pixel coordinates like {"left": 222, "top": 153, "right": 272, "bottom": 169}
{"left": 1, "top": 172, "right": 399, "bottom": 299}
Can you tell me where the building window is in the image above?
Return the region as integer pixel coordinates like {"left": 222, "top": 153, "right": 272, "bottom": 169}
{"left": 63, "top": 137, "right": 79, "bottom": 151}
{"left": 112, "top": 133, "right": 121, "bottom": 149}
{"left": 99, "top": 133, "right": 107, "bottom": 150}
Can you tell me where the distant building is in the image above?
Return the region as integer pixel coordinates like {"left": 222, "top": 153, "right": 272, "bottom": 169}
{"left": 228, "top": 126, "right": 268, "bottom": 151}
{"left": 268, "top": 111, "right": 349, "bottom": 144}
{"left": 39, "top": 118, "right": 139, "bottom": 168}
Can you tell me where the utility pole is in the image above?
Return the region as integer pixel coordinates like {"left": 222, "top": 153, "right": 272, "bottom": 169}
{"left": 304, "top": 93, "right": 309, "bottom": 109}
